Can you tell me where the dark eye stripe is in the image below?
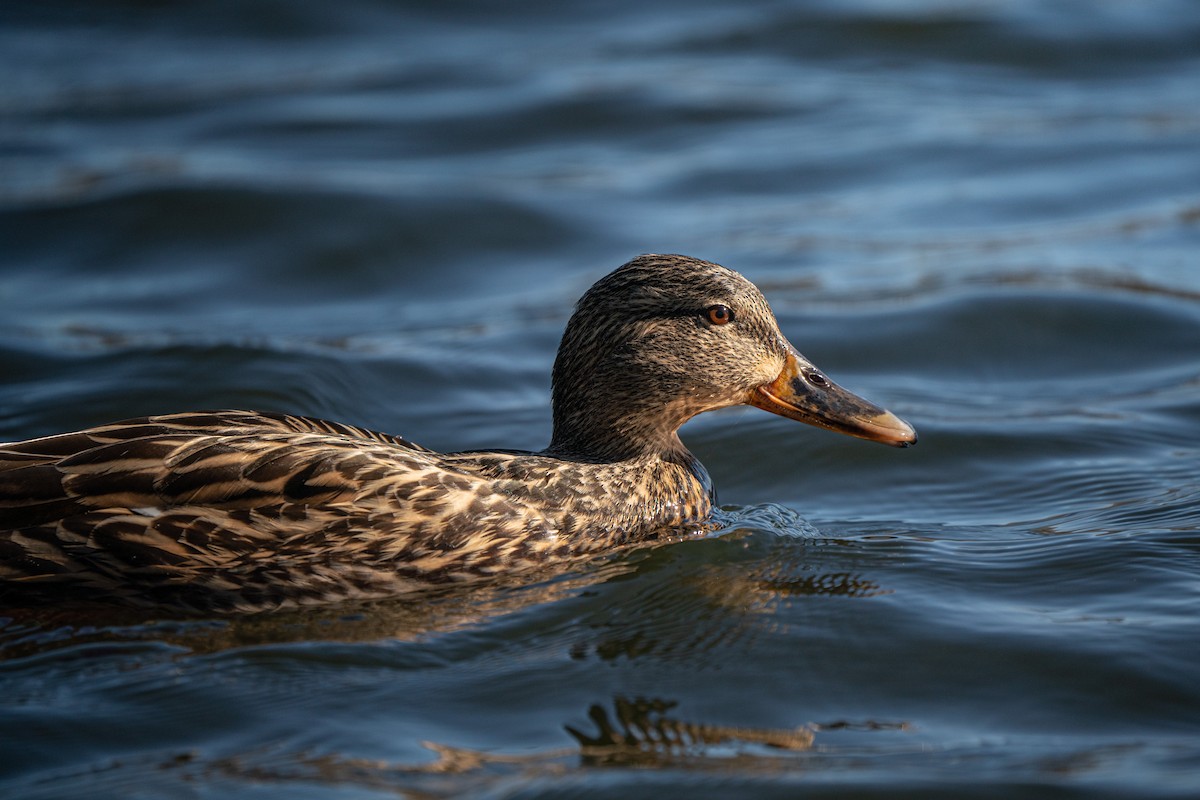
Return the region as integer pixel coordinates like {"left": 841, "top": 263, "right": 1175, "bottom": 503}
{"left": 705, "top": 304, "right": 734, "bottom": 325}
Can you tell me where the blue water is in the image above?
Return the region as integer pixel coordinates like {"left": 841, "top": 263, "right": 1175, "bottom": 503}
{"left": 2, "top": 1, "right": 1200, "bottom": 797}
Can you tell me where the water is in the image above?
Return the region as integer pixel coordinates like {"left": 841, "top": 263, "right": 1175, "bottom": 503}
{"left": 2, "top": 0, "right": 1199, "bottom": 797}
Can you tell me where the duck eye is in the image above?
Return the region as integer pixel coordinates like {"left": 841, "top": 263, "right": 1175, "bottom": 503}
{"left": 705, "top": 304, "right": 734, "bottom": 326}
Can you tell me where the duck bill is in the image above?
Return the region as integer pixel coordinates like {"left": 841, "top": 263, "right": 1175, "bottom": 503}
{"left": 748, "top": 343, "right": 917, "bottom": 447}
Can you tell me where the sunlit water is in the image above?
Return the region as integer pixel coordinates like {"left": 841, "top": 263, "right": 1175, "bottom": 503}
{"left": 2, "top": 1, "right": 1199, "bottom": 798}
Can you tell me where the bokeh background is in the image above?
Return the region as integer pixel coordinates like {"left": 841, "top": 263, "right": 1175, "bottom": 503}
{"left": 2, "top": 1, "right": 1199, "bottom": 798}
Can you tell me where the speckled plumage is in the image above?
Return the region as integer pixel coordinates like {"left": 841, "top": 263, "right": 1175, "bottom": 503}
{"left": 0, "top": 255, "right": 915, "bottom": 613}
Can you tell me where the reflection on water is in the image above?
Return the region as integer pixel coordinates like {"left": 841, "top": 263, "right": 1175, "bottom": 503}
{"left": 0, "top": 558, "right": 629, "bottom": 660}
{"left": 568, "top": 696, "right": 816, "bottom": 758}
{"left": 184, "top": 696, "right": 824, "bottom": 798}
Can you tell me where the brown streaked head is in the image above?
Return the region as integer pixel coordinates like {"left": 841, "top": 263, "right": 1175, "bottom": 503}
{"left": 547, "top": 254, "right": 916, "bottom": 459}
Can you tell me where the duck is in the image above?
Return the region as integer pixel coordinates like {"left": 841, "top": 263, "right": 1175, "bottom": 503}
{"left": 0, "top": 254, "right": 915, "bottom": 613}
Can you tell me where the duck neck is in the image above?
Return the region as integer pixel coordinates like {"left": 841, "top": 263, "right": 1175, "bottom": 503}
{"left": 543, "top": 404, "right": 717, "bottom": 530}
{"left": 546, "top": 399, "right": 686, "bottom": 464}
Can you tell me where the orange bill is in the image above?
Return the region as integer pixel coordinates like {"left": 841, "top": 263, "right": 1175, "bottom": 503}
{"left": 748, "top": 342, "right": 917, "bottom": 447}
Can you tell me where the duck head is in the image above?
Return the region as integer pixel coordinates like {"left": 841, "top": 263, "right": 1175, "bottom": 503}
{"left": 547, "top": 254, "right": 916, "bottom": 461}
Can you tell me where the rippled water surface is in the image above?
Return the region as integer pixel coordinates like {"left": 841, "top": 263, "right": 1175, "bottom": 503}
{"left": 2, "top": 1, "right": 1200, "bottom": 797}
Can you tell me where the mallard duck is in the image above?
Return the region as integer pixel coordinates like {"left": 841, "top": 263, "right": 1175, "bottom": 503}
{"left": 0, "top": 254, "right": 914, "bottom": 613}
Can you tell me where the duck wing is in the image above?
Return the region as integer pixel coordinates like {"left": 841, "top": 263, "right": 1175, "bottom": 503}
{"left": 0, "top": 411, "right": 495, "bottom": 609}
{"left": 0, "top": 410, "right": 434, "bottom": 530}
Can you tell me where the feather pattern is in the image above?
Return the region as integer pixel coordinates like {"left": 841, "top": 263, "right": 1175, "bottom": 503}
{"left": 0, "top": 410, "right": 710, "bottom": 612}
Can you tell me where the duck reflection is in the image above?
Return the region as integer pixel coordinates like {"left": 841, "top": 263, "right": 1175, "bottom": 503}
{"left": 0, "top": 558, "right": 630, "bottom": 659}
{"left": 178, "top": 696, "right": 912, "bottom": 798}
{"left": 185, "top": 695, "right": 818, "bottom": 797}
{"left": 566, "top": 696, "right": 814, "bottom": 762}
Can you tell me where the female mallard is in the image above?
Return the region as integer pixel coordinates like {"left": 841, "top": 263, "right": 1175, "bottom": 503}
{"left": 0, "top": 254, "right": 915, "bottom": 613}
